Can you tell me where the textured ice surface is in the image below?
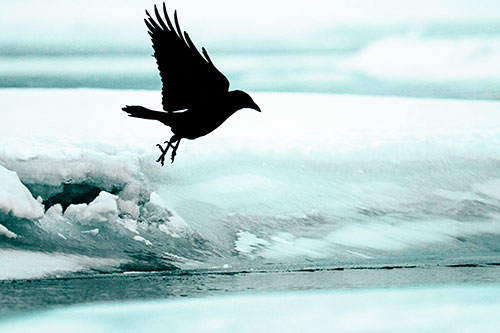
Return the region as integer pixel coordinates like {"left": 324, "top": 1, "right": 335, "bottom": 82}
{"left": 0, "top": 165, "right": 43, "bottom": 220}
{"left": 0, "top": 249, "right": 124, "bottom": 280}
{"left": 1, "top": 89, "right": 500, "bottom": 279}
{"left": 0, "top": 224, "right": 17, "bottom": 239}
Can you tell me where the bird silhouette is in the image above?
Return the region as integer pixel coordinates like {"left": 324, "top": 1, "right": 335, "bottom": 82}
{"left": 122, "top": 3, "right": 261, "bottom": 165}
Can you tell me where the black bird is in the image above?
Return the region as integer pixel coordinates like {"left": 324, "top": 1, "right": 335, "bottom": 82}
{"left": 122, "top": 3, "right": 261, "bottom": 165}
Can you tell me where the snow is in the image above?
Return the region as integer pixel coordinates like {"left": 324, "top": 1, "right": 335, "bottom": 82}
{"left": 235, "top": 231, "right": 270, "bottom": 255}
{"left": 117, "top": 199, "right": 140, "bottom": 219}
{"left": 0, "top": 224, "right": 17, "bottom": 238}
{"left": 81, "top": 228, "right": 99, "bottom": 235}
{"left": 326, "top": 219, "right": 500, "bottom": 251}
{"left": 64, "top": 192, "right": 119, "bottom": 224}
{"left": 1, "top": 285, "right": 499, "bottom": 332}
{"left": 0, "top": 249, "right": 125, "bottom": 280}
{"left": 149, "top": 192, "right": 192, "bottom": 238}
{"left": 2, "top": 88, "right": 500, "bottom": 276}
{"left": 133, "top": 235, "right": 152, "bottom": 246}
{"left": 117, "top": 218, "right": 139, "bottom": 234}
{"left": 0, "top": 165, "right": 44, "bottom": 220}
{"left": 1, "top": 89, "right": 499, "bottom": 166}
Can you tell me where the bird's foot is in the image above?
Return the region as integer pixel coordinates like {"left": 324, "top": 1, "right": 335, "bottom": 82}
{"left": 156, "top": 141, "right": 172, "bottom": 166}
{"left": 156, "top": 144, "right": 167, "bottom": 166}
{"left": 170, "top": 150, "right": 177, "bottom": 163}
{"left": 170, "top": 140, "right": 181, "bottom": 164}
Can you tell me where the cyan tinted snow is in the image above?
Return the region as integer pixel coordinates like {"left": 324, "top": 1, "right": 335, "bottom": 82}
{"left": 1, "top": 0, "right": 500, "bottom": 98}
{"left": 1, "top": 89, "right": 500, "bottom": 279}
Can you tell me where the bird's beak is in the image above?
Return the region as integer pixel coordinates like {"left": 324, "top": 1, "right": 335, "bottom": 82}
{"left": 251, "top": 103, "right": 261, "bottom": 112}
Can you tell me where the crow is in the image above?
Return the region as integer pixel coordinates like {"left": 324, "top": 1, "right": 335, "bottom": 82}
{"left": 122, "top": 3, "right": 261, "bottom": 165}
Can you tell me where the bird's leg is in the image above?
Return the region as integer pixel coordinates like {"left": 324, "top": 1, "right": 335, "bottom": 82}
{"left": 170, "top": 139, "right": 181, "bottom": 163}
{"left": 156, "top": 138, "right": 174, "bottom": 166}
{"left": 155, "top": 143, "right": 170, "bottom": 166}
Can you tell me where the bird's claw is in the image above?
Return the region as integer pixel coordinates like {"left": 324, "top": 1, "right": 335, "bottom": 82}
{"left": 156, "top": 143, "right": 168, "bottom": 166}
{"left": 155, "top": 140, "right": 179, "bottom": 165}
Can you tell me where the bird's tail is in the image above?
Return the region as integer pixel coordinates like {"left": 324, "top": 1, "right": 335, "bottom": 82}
{"left": 122, "top": 105, "right": 167, "bottom": 122}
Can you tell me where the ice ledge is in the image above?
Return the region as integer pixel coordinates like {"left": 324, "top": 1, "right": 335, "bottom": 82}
{"left": 0, "top": 165, "right": 44, "bottom": 220}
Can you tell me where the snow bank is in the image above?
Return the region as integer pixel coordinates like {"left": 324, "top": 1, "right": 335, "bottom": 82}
{"left": 0, "top": 165, "right": 43, "bottom": 220}
{"left": 0, "top": 249, "right": 124, "bottom": 280}
{"left": 64, "top": 191, "right": 119, "bottom": 225}
{"left": 1, "top": 285, "right": 499, "bottom": 332}
{"left": 2, "top": 88, "right": 500, "bottom": 276}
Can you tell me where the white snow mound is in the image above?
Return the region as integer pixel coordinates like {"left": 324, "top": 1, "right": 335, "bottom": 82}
{"left": 0, "top": 165, "right": 44, "bottom": 220}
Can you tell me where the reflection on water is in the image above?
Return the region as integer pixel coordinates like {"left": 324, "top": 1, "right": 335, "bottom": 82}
{"left": 1, "top": 263, "right": 499, "bottom": 315}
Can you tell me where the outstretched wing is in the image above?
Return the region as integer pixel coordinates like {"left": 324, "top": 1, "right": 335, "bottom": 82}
{"left": 145, "top": 3, "right": 230, "bottom": 112}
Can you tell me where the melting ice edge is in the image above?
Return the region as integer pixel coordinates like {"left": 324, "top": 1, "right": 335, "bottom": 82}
{"left": 2, "top": 89, "right": 500, "bottom": 280}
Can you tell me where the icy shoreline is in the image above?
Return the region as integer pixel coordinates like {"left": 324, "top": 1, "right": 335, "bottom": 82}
{"left": 2, "top": 88, "right": 500, "bottom": 280}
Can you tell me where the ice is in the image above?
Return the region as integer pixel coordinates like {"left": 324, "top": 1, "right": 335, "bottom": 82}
{"left": 133, "top": 235, "right": 152, "bottom": 246}
{"left": 0, "top": 249, "right": 124, "bottom": 280}
{"left": 474, "top": 180, "right": 500, "bottom": 200}
{"left": 0, "top": 165, "right": 44, "bottom": 220}
{"left": 117, "top": 199, "right": 140, "bottom": 219}
{"left": 234, "top": 231, "right": 270, "bottom": 255}
{"left": 81, "top": 228, "right": 99, "bottom": 235}
{"left": 149, "top": 192, "right": 192, "bottom": 237}
{"left": 326, "top": 219, "right": 500, "bottom": 251}
{"left": 118, "top": 218, "right": 140, "bottom": 234}
{"left": 64, "top": 191, "right": 119, "bottom": 225}
{"left": 2, "top": 88, "right": 500, "bottom": 277}
{"left": 1, "top": 285, "right": 499, "bottom": 332}
{"left": 0, "top": 224, "right": 17, "bottom": 239}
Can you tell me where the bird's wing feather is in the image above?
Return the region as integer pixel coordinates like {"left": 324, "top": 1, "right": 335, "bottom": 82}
{"left": 145, "top": 3, "right": 230, "bottom": 112}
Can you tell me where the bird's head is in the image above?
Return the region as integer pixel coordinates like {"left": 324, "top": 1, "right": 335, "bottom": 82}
{"left": 229, "top": 90, "right": 261, "bottom": 112}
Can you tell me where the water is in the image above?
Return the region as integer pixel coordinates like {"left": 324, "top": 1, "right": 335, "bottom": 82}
{"left": 2, "top": 264, "right": 500, "bottom": 315}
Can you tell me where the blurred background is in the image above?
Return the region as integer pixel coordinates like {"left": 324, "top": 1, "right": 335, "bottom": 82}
{"left": 1, "top": 0, "right": 500, "bottom": 99}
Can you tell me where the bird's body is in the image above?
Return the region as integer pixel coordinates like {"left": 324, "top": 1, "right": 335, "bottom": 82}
{"left": 123, "top": 3, "right": 260, "bottom": 164}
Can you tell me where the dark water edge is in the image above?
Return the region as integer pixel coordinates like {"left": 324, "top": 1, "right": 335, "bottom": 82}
{"left": 1, "top": 262, "right": 500, "bottom": 318}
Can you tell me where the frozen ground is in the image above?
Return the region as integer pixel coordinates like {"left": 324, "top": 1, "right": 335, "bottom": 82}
{"left": 2, "top": 88, "right": 500, "bottom": 280}
{"left": 1, "top": 88, "right": 500, "bottom": 329}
